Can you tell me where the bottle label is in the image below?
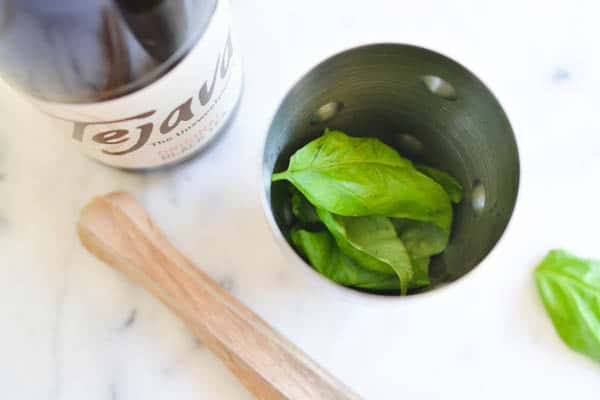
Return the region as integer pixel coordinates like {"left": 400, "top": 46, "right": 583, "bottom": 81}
{"left": 35, "top": 0, "right": 242, "bottom": 169}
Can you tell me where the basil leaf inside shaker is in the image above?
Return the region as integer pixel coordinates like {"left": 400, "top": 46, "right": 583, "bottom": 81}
{"left": 274, "top": 130, "right": 463, "bottom": 294}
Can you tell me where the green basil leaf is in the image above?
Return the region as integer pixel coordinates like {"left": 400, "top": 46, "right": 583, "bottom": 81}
{"left": 272, "top": 130, "right": 453, "bottom": 233}
{"left": 316, "top": 209, "right": 413, "bottom": 294}
{"left": 392, "top": 219, "right": 448, "bottom": 259}
{"left": 391, "top": 219, "right": 448, "bottom": 290}
{"left": 289, "top": 191, "right": 429, "bottom": 291}
{"left": 535, "top": 249, "right": 600, "bottom": 363}
{"left": 291, "top": 229, "right": 401, "bottom": 291}
{"left": 416, "top": 165, "right": 463, "bottom": 203}
{"left": 411, "top": 257, "right": 431, "bottom": 289}
{"left": 291, "top": 188, "right": 320, "bottom": 224}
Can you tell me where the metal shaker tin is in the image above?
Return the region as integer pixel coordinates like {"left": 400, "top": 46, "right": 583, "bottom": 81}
{"left": 262, "top": 43, "right": 519, "bottom": 297}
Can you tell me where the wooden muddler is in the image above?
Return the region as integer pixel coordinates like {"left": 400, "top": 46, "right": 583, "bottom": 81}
{"left": 77, "top": 192, "right": 360, "bottom": 400}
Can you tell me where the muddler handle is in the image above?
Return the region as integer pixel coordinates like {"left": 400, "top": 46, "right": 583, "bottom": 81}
{"left": 77, "top": 192, "right": 360, "bottom": 400}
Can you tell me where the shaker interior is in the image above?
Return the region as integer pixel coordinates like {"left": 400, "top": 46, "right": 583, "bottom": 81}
{"left": 263, "top": 44, "right": 519, "bottom": 292}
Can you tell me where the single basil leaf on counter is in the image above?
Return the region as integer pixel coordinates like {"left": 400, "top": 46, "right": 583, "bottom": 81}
{"left": 272, "top": 130, "right": 453, "bottom": 233}
{"left": 392, "top": 219, "right": 449, "bottom": 259}
{"left": 291, "top": 188, "right": 320, "bottom": 224}
{"left": 291, "top": 229, "right": 401, "bottom": 291}
{"left": 316, "top": 208, "right": 414, "bottom": 294}
{"left": 535, "top": 249, "right": 600, "bottom": 363}
{"left": 416, "top": 165, "right": 463, "bottom": 204}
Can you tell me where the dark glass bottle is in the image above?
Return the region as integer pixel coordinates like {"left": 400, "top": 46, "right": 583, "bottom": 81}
{"left": 0, "top": 0, "right": 242, "bottom": 169}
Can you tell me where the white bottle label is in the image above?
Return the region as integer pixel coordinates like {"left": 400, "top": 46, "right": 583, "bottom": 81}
{"left": 35, "top": 0, "right": 242, "bottom": 169}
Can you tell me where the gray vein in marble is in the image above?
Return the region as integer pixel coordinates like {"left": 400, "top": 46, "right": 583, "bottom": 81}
{"left": 109, "top": 383, "right": 118, "bottom": 400}
{"left": 49, "top": 268, "right": 69, "bottom": 400}
{"left": 166, "top": 175, "right": 179, "bottom": 206}
{"left": 49, "top": 247, "right": 76, "bottom": 400}
{"left": 118, "top": 308, "right": 138, "bottom": 331}
{"left": 218, "top": 276, "right": 235, "bottom": 293}
{"left": 553, "top": 67, "right": 570, "bottom": 83}
{"left": 161, "top": 340, "right": 204, "bottom": 376}
{"left": 0, "top": 172, "right": 5, "bottom": 230}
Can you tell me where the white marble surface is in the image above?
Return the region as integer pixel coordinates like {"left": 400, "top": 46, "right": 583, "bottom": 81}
{"left": 2, "top": 1, "right": 600, "bottom": 399}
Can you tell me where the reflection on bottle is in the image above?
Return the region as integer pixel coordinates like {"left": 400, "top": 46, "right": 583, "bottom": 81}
{"left": 115, "top": 0, "right": 188, "bottom": 63}
{"left": 101, "top": 6, "right": 131, "bottom": 98}
{"left": 0, "top": 0, "right": 216, "bottom": 103}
